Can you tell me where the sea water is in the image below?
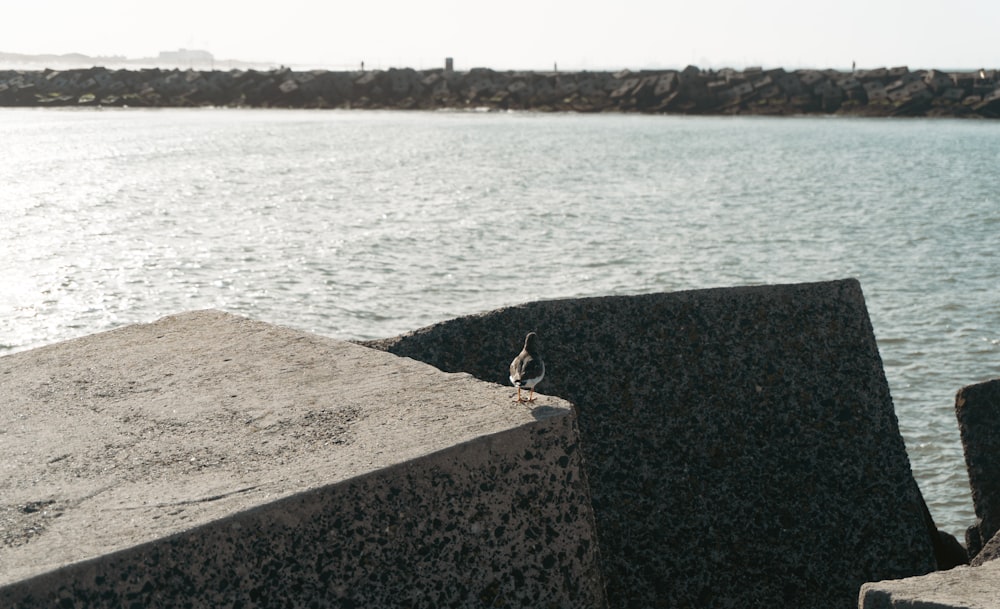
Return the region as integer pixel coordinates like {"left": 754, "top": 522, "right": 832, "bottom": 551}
{"left": 2, "top": 107, "right": 998, "bottom": 540}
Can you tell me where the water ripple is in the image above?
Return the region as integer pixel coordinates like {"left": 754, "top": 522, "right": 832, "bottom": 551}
{"left": 2, "top": 108, "right": 998, "bottom": 539}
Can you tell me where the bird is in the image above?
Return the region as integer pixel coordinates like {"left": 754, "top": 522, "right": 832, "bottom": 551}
{"left": 509, "top": 331, "right": 545, "bottom": 403}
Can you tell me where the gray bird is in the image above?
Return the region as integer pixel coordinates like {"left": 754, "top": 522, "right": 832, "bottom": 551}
{"left": 509, "top": 331, "right": 545, "bottom": 403}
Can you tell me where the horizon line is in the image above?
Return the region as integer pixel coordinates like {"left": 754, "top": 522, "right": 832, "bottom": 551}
{"left": 0, "top": 49, "right": 996, "bottom": 75}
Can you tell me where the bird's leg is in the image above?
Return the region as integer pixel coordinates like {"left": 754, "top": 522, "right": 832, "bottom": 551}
{"left": 514, "top": 386, "right": 523, "bottom": 403}
{"left": 527, "top": 387, "right": 536, "bottom": 402}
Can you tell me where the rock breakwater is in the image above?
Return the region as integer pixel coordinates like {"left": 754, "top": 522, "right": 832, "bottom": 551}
{"left": 2, "top": 64, "right": 999, "bottom": 117}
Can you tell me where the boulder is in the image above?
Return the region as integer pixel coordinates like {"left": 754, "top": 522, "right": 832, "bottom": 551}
{"left": 387, "top": 67, "right": 419, "bottom": 96}
{"left": 609, "top": 77, "right": 639, "bottom": 99}
{"left": 653, "top": 72, "right": 678, "bottom": 96}
{"left": 364, "top": 278, "right": 937, "bottom": 608}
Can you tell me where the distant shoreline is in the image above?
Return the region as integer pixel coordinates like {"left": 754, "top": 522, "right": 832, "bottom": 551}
{"left": 2, "top": 65, "right": 999, "bottom": 118}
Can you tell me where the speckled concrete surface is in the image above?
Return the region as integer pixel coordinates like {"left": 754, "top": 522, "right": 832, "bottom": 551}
{"left": 956, "top": 378, "right": 1000, "bottom": 561}
{"left": 364, "top": 278, "right": 938, "bottom": 609}
{"left": 859, "top": 560, "right": 1000, "bottom": 609}
{"left": 0, "top": 311, "right": 605, "bottom": 608}
{"left": 971, "top": 529, "right": 1000, "bottom": 567}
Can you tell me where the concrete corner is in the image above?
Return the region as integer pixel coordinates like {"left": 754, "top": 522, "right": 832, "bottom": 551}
{"left": 859, "top": 560, "right": 1000, "bottom": 609}
{"left": 0, "top": 310, "right": 605, "bottom": 608}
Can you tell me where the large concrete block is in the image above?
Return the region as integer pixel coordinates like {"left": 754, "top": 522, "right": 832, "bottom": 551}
{"left": 859, "top": 561, "right": 1000, "bottom": 609}
{"left": 0, "top": 311, "right": 605, "bottom": 608}
{"left": 364, "top": 278, "right": 938, "bottom": 608}
{"left": 956, "top": 378, "right": 1000, "bottom": 553}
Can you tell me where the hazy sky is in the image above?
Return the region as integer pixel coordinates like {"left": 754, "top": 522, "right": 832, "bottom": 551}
{"left": 6, "top": 1, "right": 999, "bottom": 71}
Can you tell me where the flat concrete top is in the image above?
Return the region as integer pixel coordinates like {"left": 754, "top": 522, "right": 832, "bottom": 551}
{"left": 0, "top": 310, "right": 570, "bottom": 585}
{"left": 860, "top": 561, "right": 1000, "bottom": 609}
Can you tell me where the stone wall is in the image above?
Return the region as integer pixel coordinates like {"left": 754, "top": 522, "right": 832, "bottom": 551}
{"left": 364, "top": 278, "right": 940, "bottom": 608}
{"left": 2, "top": 65, "right": 999, "bottom": 117}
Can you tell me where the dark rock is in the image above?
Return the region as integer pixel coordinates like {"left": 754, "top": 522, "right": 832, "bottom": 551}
{"left": 956, "top": 378, "right": 1000, "bottom": 555}
{"left": 934, "top": 530, "right": 969, "bottom": 570}
{"left": 917, "top": 492, "right": 968, "bottom": 570}
{"left": 819, "top": 82, "right": 845, "bottom": 112}
{"left": 967, "top": 524, "right": 984, "bottom": 559}
{"left": 364, "top": 278, "right": 938, "bottom": 609}
{"left": 609, "top": 77, "right": 639, "bottom": 99}
{"left": 653, "top": 72, "right": 678, "bottom": 97}
{"left": 971, "top": 528, "right": 1000, "bottom": 566}
{"left": 386, "top": 67, "right": 419, "bottom": 96}
{"left": 972, "top": 90, "right": 1000, "bottom": 117}
{"left": 2, "top": 65, "right": 998, "bottom": 117}
{"left": 680, "top": 65, "right": 701, "bottom": 79}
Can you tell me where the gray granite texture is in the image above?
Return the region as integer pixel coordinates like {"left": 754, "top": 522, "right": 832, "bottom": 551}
{"left": 971, "top": 529, "right": 1000, "bottom": 567}
{"left": 859, "top": 560, "right": 1000, "bottom": 609}
{"left": 956, "top": 378, "right": 1000, "bottom": 561}
{"left": 364, "top": 278, "right": 939, "bottom": 609}
{"left": 0, "top": 311, "right": 606, "bottom": 608}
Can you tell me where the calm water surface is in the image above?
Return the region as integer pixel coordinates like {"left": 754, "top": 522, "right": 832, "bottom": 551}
{"left": 2, "top": 108, "right": 998, "bottom": 540}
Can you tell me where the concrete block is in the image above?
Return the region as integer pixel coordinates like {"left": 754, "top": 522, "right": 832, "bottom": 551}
{"left": 364, "top": 278, "right": 937, "bottom": 608}
{"left": 971, "top": 529, "right": 1000, "bottom": 567}
{"left": 0, "top": 311, "right": 605, "bottom": 608}
{"left": 859, "top": 560, "right": 1000, "bottom": 609}
{"left": 956, "top": 378, "right": 1000, "bottom": 552}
